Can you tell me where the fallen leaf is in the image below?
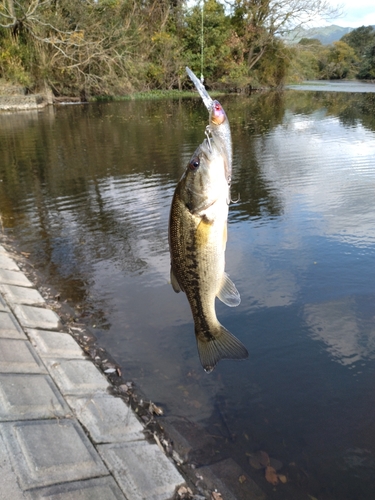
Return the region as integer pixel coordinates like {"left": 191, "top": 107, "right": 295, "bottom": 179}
{"left": 269, "top": 457, "right": 283, "bottom": 471}
{"left": 278, "top": 474, "right": 287, "bottom": 484}
{"left": 239, "top": 474, "right": 247, "bottom": 483}
{"left": 211, "top": 492, "right": 223, "bottom": 500}
{"left": 257, "top": 450, "right": 270, "bottom": 467}
{"left": 177, "top": 485, "right": 193, "bottom": 497}
{"left": 249, "top": 455, "right": 263, "bottom": 470}
{"left": 149, "top": 402, "right": 163, "bottom": 415}
{"left": 265, "top": 466, "right": 279, "bottom": 485}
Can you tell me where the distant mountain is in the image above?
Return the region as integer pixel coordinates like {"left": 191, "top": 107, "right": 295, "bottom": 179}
{"left": 283, "top": 24, "right": 375, "bottom": 45}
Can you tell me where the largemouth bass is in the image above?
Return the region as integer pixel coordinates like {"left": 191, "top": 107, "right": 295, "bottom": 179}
{"left": 169, "top": 123, "right": 248, "bottom": 373}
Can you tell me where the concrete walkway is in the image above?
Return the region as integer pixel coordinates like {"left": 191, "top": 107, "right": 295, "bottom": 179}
{"left": 0, "top": 243, "right": 186, "bottom": 500}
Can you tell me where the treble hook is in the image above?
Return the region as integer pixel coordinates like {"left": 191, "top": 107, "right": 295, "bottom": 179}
{"left": 205, "top": 126, "right": 212, "bottom": 153}
{"left": 230, "top": 193, "right": 241, "bottom": 204}
{"left": 227, "top": 181, "right": 240, "bottom": 204}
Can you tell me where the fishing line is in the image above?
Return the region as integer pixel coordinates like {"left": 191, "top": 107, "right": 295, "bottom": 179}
{"left": 200, "top": 0, "right": 204, "bottom": 83}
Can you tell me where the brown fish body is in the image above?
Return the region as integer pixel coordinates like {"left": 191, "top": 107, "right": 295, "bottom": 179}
{"left": 169, "top": 139, "right": 248, "bottom": 372}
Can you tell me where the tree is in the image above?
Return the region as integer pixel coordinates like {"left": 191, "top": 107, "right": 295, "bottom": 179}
{"left": 0, "top": 0, "right": 148, "bottom": 94}
{"left": 319, "top": 41, "right": 358, "bottom": 79}
{"left": 357, "top": 42, "right": 375, "bottom": 80}
{"left": 341, "top": 25, "right": 375, "bottom": 80}
{"left": 298, "top": 37, "right": 322, "bottom": 47}
{"left": 228, "top": 0, "right": 341, "bottom": 71}
{"left": 341, "top": 25, "right": 375, "bottom": 58}
{"left": 182, "top": 0, "right": 232, "bottom": 85}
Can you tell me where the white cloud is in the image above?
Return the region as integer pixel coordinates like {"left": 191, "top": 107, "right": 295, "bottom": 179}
{"left": 327, "top": 0, "right": 375, "bottom": 28}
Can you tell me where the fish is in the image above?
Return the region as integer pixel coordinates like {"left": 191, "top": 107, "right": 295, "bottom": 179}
{"left": 168, "top": 79, "right": 248, "bottom": 372}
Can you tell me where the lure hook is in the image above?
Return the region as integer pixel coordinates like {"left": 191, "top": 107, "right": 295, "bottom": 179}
{"left": 205, "top": 126, "right": 212, "bottom": 153}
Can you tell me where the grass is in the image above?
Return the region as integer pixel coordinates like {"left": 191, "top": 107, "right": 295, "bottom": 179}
{"left": 91, "top": 89, "right": 226, "bottom": 102}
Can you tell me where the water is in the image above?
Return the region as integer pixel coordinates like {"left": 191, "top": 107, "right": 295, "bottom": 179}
{"left": 1, "top": 90, "right": 375, "bottom": 499}
{"left": 287, "top": 80, "right": 375, "bottom": 93}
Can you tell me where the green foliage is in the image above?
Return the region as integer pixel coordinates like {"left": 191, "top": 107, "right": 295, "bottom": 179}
{"left": 182, "top": 0, "right": 232, "bottom": 85}
{"left": 341, "top": 26, "right": 375, "bottom": 57}
{"left": 340, "top": 26, "right": 375, "bottom": 80}
{"left": 288, "top": 49, "right": 318, "bottom": 82}
{"left": 288, "top": 37, "right": 361, "bottom": 82}
{"left": 252, "top": 39, "right": 293, "bottom": 88}
{"left": 0, "top": 0, "right": 368, "bottom": 95}
{"left": 357, "top": 43, "right": 375, "bottom": 79}
{"left": 319, "top": 41, "right": 358, "bottom": 79}
{"left": 298, "top": 38, "right": 322, "bottom": 46}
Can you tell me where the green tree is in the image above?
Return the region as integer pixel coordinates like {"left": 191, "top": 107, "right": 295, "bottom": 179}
{"left": 357, "top": 42, "right": 375, "bottom": 79}
{"left": 319, "top": 41, "right": 358, "bottom": 79}
{"left": 341, "top": 25, "right": 375, "bottom": 80}
{"left": 228, "top": 0, "right": 340, "bottom": 72}
{"left": 341, "top": 25, "right": 375, "bottom": 58}
{"left": 182, "top": 0, "right": 232, "bottom": 85}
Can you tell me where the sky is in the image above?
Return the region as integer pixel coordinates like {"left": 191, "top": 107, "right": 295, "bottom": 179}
{"left": 190, "top": 1, "right": 375, "bottom": 29}
{"left": 325, "top": 0, "right": 375, "bottom": 28}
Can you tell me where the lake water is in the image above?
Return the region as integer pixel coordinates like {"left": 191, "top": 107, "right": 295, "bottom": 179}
{"left": 1, "top": 89, "right": 375, "bottom": 499}
{"left": 287, "top": 80, "right": 375, "bottom": 93}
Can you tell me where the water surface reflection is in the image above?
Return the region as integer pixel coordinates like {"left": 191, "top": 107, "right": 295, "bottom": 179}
{"left": 1, "top": 91, "right": 375, "bottom": 499}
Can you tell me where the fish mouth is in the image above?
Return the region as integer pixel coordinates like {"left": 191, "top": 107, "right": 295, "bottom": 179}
{"left": 211, "top": 101, "right": 226, "bottom": 125}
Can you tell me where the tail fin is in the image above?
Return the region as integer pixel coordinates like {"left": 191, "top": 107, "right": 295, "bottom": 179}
{"left": 196, "top": 324, "right": 248, "bottom": 373}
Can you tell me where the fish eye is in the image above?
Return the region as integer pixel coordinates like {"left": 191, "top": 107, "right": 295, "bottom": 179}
{"left": 189, "top": 157, "right": 200, "bottom": 170}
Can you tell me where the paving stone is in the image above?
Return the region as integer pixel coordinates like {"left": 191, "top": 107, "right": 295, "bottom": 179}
{"left": 44, "top": 359, "right": 109, "bottom": 396}
{"left": 0, "top": 419, "right": 108, "bottom": 490}
{"left": 27, "top": 329, "right": 85, "bottom": 360}
{"left": 0, "top": 430, "right": 26, "bottom": 500}
{"left": 98, "top": 441, "right": 185, "bottom": 500}
{"left": 0, "top": 284, "right": 45, "bottom": 305}
{"left": 0, "top": 339, "right": 47, "bottom": 374}
{"left": 0, "top": 269, "right": 32, "bottom": 287}
{"left": 65, "top": 393, "right": 144, "bottom": 444}
{"left": 0, "top": 373, "right": 70, "bottom": 421}
{"left": 198, "top": 458, "right": 266, "bottom": 500}
{"left": 12, "top": 304, "right": 61, "bottom": 330}
{"left": 0, "top": 294, "right": 10, "bottom": 311}
{"left": 27, "top": 476, "right": 126, "bottom": 500}
{"left": 0, "top": 311, "right": 26, "bottom": 339}
{"left": 0, "top": 254, "right": 20, "bottom": 271}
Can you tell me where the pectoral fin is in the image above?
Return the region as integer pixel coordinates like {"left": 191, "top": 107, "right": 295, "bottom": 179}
{"left": 170, "top": 266, "right": 182, "bottom": 293}
{"left": 217, "top": 272, "right": 241, "bottom": 307}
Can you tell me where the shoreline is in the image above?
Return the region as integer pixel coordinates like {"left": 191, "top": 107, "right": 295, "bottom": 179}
{"left": 0, "top": 89, "right": 228, "bottom": 112}
{"left": 0, "top": 233, "right": 266, "bottom": 500}
{"left": 0, "top": 235, "right": 188, "bottom": 500}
